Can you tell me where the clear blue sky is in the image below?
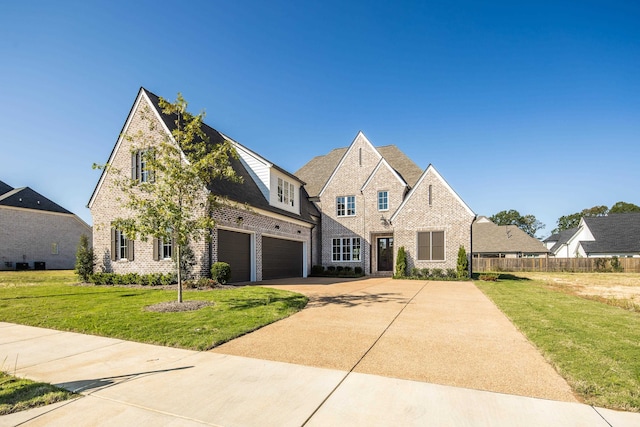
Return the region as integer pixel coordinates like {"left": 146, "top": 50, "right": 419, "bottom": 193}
{"left": 1, "top": 1, "right": 638, "bottom": 237}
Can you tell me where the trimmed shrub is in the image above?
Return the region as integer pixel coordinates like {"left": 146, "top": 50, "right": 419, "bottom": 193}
{"left": 311, "top": 265, "right": 325, "bottom": 275}
{"left": 211, "top": 262, "right": 231, "bottom": 284}
{"left": 327, "top": 266, "right": 336, "bottom": 275}
{"left": 336, "top": 266, "right": 344, "bottom": 272}
{"left": 354, "top": 266, "right": 363, "bottom": 275}
{"left": 431, "top": 268, "right": 443, "bottom": 278}
{"left": 421, "top": 268, "right": 430, "bottom": 278}
{"left": 395, "top": 246, "right": 407, "bottom": 277}
{"left": 411, "top": 267, "right": 422, "bottom": 277}
{"left": 456, "top": 246, "right": 469, "bottom": 279}
{"left": 74, "top": 234, "right": 95, "bottom": 282}
{"left": 446, "top": 268, "right": 457, "bottom": 279}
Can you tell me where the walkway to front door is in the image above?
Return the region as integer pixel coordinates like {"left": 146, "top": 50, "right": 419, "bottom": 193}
{"left": 377, "top": 237, "right": 393, "bottom": 271}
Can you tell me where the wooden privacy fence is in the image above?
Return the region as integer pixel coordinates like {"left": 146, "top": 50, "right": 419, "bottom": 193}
{"left": 473, "top": 257, "right": 640, "bottom": 273}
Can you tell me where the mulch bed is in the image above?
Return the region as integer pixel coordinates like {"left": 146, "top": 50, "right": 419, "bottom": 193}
{"left": 144, "top": 300, "right": 213, "bottom": 312}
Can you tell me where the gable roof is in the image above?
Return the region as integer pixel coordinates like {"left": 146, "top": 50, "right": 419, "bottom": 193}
{"left": 580, "top": 213, "right": 640, "bottom": 254}
{"left": 0, "top": 180, "right": 13, "bottom": 196}
{"left": 0, "top": 186, "right": 72, "bottom": 214}
{"left": 294, "top": 138, "right": 423, "bottom": 198}
{"left": 472, "top": 216, "right": 549, "bottom": 254}
{"left": 89, "top": 87, "right": 318, "bottom": 224}
{"left": 544, "top": 227, "right": 579, "bottom": 253}
{"left": 390, "top": 164, "right": 475, "bottom": 222}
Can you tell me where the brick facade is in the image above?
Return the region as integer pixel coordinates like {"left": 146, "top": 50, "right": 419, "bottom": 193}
{"left": 0, "top": 206, "right": 91, "bottom": 270}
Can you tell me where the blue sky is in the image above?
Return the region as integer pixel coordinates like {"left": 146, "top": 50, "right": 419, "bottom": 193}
{"left": 1, "top": 1, "right": 638, "bottom": 237}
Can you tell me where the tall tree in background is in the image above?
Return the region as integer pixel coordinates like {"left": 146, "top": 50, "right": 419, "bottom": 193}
{"left": 99, "top": 93, "right": 240, "bottom": 302}
{"left": 610, "top": 201, "right": 640, "bottom": 214}
{"left": 553, "top": 205, "right": 609, "bottom": 234}
{"left": 489, "top": 209, "right": 544, "bottom": 237}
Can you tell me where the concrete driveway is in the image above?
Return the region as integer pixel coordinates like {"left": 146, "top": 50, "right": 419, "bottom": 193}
{"left": 213, "top": 277, "right": 576, "bottom": 402}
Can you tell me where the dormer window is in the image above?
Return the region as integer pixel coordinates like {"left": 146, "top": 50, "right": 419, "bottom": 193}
{"left": 278, "top": 178, "right": 295, "bottom": 207}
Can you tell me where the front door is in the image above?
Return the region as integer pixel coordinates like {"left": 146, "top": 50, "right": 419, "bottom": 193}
{"left": 377, "top": 237, "right": 394, "bottom": 271}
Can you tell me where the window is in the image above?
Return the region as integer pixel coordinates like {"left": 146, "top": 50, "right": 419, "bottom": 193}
{"left": 131, "top": 150, "right": 153, "bottom": 183}
{"left": 51, "top": 243, "right": 59, "bottom": 255}
{"left": 111, "top": 229, "right": 134, "bottom": 261}
{"left": 154, "top": 237, "right": 173, "bottom": 260}
{"left": 417, "top": 231, "right": 445, "bottom": 261}
{"left": 277, "top": 178, "right": 295, "bottom": 207}
{"left": 378, "top": 191, "right": 388, "bottom": 211}
{"left": 332, "top": 237, "right": 361, "bottom": 261}
{"left": 337, "top": 196, "right": 356, "bottom": 217}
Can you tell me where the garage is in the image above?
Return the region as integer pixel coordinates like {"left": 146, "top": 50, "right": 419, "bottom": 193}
{"left": 262, "top": 237, "right": 303, "bottom": 280}
{"left": 217, "top": 229, "right": 252, "bottom": 283}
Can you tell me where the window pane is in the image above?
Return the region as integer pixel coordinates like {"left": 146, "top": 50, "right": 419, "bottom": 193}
{"left": 290, "top": 183, "right": 295, "bottom": 206}
{"left": 332, "top": 238, "right": 341, "bottom": 261}
{"left": 432, "top": 231, "right": 445, "bottom": 260}
{"left": 378, "top": 191, "right": 388, "bottom": 211}
{"left": 352, "top": 238, "right": 361, "bottom": 261}
{"left": 347, "top": 196, "right": 356, "bottom": 215}
{"left": 337, "top": 197, "right": 345, "bottom": 216}
{"left": 417, "top": 232, "right": 430, "bottom": 260}
{"left": 278, "top": 178, "right": 283, "bottom": 203}
{"left": 342, "top": 238, "right": 351, "bottom": 261}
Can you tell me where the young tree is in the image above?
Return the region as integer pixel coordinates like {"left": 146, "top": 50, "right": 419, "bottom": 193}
{"left": 489, "top": 209, "right": 544, "bottom": 237}
{"left": 395, "top": 246, "right": 407, "bottom": 278}
{"left": 101, "top": 93, "right": 240, "bottom": 302}
{"left": 74, "top": 234, "right": 95, "bottom": 282}
{"left": 456, "top": 245, "right": 468, "bottom": 279}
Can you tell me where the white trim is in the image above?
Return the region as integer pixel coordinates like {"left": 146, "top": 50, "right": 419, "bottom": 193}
{"left": 248, "top": 205, "right": 315, "bottom": 228}
{"left": 390, "top": 164, "right": 475, "bottom": 222}
{"left": 361, "top": 158, "right": 407, "bottom": 192}
{"left": 318, "top": 131, "right": 382, "bottom": 197}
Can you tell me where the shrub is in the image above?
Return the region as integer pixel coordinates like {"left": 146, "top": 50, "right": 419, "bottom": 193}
{"left": 431, "top": 268, "right": 443, "bottom": 278}
{"left": 74, "top": 234, "right": 95, "bottom": 282}
{"left": 144, "top": 273, "right": 163, "bottom": 286}
{"left": 395, "top": 246, "right": 407, "bottom": 277}
{"left": 211, "top": 262, "right": 231, "bottom": 284}
{"left": 354, "top": 266, "right": 363, "bottom": 275}
{"left": 446, "top": 268, "right": 457, "bottom": 279}
{"left": 456, "top": 246, "right": 468, "bottom": 279}
{"left": 611, "top": 256, "right": 623, "bottom": 272}
{"left": 327, "top": 266, "right": 336, "bottom": 275}
{"left": 160, "top": 273, "right": 176, "bottom": 286}
{"left": 411, "top": 267, "right": 422, "bottom": 277}
{"left": 421, "top": 268, "right": 429, "bottom": 277}
{"left": 122, "top": 272, "right": 140, "bottom": 285}
{"left": 336, "top": 266, "right": 344, "bottom": 272}
{"left": 479, "top": 273, "right": 500, "bottom": 281}
{"left": 311, "top": 265, "right": 325, "bottom": 275}
{"left": 342, "top": 266, "right": 352, "bottom": 273}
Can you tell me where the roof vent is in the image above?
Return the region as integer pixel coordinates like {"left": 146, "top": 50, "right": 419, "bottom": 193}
{"left": 19, "top": 198, "right": 22, "bottom": 202}
{"left": 37, "top": 201, "right": 41, "bottom": 204}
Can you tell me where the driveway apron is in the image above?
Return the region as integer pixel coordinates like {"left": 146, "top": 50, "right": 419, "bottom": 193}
{"left": 212, "top": 278, "right": 577, "bottom": 402}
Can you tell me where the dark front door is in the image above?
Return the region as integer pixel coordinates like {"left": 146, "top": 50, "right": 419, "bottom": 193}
{"left": 377, "top": 237, "right": 394, "bottom": 271}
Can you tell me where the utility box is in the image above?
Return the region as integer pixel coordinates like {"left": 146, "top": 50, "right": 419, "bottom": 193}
{"left": 34, "top": 262, "right": 46, "bottom": 270}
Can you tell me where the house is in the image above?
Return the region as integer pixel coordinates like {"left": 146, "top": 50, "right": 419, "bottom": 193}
{"left": 544, "top": 213, "right": 640, "bottom": 258}
{"left": 89, "top": 88, "right": 475, "bottom": 281}
{"left": 0, "top": 180, "right": 92, "bottom": 270}
{"left": 88, "top": 88, "right": 320, "bottom": 282}
{"left": 472, "top": 216, "right": 549, "bottom": 259}
{"left": 296, "top": 132, "right": 475, "bottom": 275}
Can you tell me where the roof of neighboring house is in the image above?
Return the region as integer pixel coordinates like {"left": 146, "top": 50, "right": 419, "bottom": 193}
{"left": 472, "top": 216, "right": 549, "bottom": 254}
{"left": 580, "top": 213, "right": 640, "bottom": 254}
{"left": 142, "top": 88, "right": 319, "bottom": 223}
{"left": 295, "top": 143, "right": 423, "bottom": 197}
{"left": 543, "top": 227, "right": 579, "bottom": 253}
{"left": 0, "top": 180, "right": 13, "bottom": 196}
{"left": 0, "top": 185, "right": 72, "bottom": 214}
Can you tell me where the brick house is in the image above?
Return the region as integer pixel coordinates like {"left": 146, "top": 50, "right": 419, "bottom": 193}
{"left": 88, "top": 88, "right": 319, "bottom": 282}
{"left": 89, "top": 88, "right": 474, "bottom": 281}
{"left": 296, "top": 132, "right": 475, "bottom": 275}
{"left": 0, "top": 180, "right": 92, "bottom": 270}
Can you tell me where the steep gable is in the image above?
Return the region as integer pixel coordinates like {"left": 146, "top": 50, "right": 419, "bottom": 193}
{"left": 581, "top": 213, "right": 640, "bottom": 254}
{"left": 0, "top": 180, "right": 13, "bottom": 196}
{"left": 0, "top": 186, "right": 72, "bottom": 214}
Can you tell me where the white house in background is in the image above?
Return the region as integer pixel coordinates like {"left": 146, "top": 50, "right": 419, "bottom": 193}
{"left": 544, "top": 213, "right": 640, "bottom": 258}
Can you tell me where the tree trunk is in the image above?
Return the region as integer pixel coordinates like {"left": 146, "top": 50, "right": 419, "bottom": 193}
{"left": 177, "top": 244, "right": 183, "bottom": 303}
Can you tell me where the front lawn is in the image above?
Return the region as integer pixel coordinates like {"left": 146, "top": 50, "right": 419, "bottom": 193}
{"left": 476, "top": 274, "right": 640, "bottom": 412}
{"left": 0, "top": 271, "right": 307, "bottom": 350}
{"left": 0, "top": 372, "right": 76, "bottom": 415}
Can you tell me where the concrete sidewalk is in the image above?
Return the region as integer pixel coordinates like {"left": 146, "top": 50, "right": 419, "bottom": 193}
{"left": 1, "top": 323, "right": 638, "bottom": 426}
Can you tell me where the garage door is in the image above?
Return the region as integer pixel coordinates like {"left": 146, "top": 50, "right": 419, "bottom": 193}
{"left": 218, "top": 230, "right": 251, "bottom": 283}
{"left": 262, "top": 237, "right": 303, "bottom": 280}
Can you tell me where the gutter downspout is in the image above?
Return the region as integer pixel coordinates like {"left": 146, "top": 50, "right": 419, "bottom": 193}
{"left": 470, "top": 215, "right": 477, "bottom": 278}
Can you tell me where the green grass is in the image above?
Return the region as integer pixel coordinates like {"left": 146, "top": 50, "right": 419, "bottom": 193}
{"left": 0, "top": 271, "right": 308, "bottom": 350}
{"left": 476, "top": 276, "right": 640, "bottom": 412}
{"left": 0, "top": 371, "right": 76, "bottom": 415}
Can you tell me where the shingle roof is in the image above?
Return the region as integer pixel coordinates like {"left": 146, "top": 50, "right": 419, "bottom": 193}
{"left": 544, "top": 228, "right": 578, "bottom": 254}
{"left": 472, "top": 216, "right": 549, "bottom": 254}
{"left": 0, "top": 186, "right": 72, "bottom": 214}
{"left": 580, "top": 213, "right": 640, "bottom": 254}
{"left": 0, "top": 180, "right": 13, "bottom": 196}
{"left": 295, "top": 144, "right": 423, "bottom": 197}
{"left": 142, "top": 88, "right": 319, "bottom": 223}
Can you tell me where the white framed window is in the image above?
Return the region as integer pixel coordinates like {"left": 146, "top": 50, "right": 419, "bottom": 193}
{"left": 337, "top": 196, "right": 356, "bottom": 217}
{"left": 378, "top": 191, "right": 388, "bottom": 211}
{"left": 417, "top": 231, "right": 445, "bottom": 261}
{"left": 51, "top": 243, "right": 59, "bottom": 255}
{"left": 111, "top": 229, "right": 134, "bottom": 261}
{"left": 277, "top": 178, "right": 296, "bottom": 207}
{"left": 332, "top": 237, "right": 361, "bottom": 262}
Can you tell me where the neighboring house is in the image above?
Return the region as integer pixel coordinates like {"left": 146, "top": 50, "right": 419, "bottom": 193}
{"left": 88, "top": 88, "right": 320, "bottom": 282}
{"left": 296, "top": 132, "right": 475, "bottom": 275}
{"left": 544, "top": 213, "right": 640, "bottom": 258}
{"left": 0, "top": 180, "right": 92, "bottom": 270}
{"left": 472, "top": 216, "right": 549, "bottom": 258}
